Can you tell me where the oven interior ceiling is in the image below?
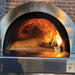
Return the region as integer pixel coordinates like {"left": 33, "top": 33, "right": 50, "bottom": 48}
{"left": 3, "top": 12, "right": 70, "bottom": 57}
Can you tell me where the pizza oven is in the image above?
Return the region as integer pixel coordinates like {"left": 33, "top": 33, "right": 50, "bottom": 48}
{"left": 2, "top": 12, "right": 70, "bottom": 57}
{"left": 0, "top": 2, "right": 75, "bottom": 57}
{"left": 0, "top": 2, "right": 75, "bottom": 74}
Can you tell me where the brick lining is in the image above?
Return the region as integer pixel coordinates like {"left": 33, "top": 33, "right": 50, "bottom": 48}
{"left": 0, "top": 0, "right": 75, "bottom": 24}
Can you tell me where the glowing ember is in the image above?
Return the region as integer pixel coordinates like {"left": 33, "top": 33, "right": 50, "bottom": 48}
{"left": 10, "top": 18, "right": 64, "bottom": 57}
{"left": 56, "top": 34, "right": 62, "bottom": 46}
{"left": 18, "top": 18, "right": 62, "bottom": 46}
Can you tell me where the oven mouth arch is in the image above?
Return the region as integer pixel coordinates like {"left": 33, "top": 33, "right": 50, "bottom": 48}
{"left": 3, "top": 12, "right": 70, "bottom": 57}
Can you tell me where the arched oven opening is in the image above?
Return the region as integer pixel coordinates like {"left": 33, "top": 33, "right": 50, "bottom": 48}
{"left": 3, "top": 12, "right": 70, "bottom": 57}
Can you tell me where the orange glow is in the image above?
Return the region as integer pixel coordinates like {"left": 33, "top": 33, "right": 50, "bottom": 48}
{"left": 18, "top": 18, "right": 62, "bottom": 46}
{"left": 56, "top": 34, "right": 62, "bottom": 46}
{"left": 9, "top": 18, "right": 66, "bottom": 57}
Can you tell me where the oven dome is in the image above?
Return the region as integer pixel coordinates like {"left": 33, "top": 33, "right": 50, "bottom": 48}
{"left": 1, "top": 2, "right": 74, "bottom": 57}
{"left": 3, "top": 12, "right": 70, "bottom": 57}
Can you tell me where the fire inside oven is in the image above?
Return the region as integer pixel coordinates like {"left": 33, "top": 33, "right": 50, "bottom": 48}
{"left": 3, "top": 12, "right": 70, "bottom": 57}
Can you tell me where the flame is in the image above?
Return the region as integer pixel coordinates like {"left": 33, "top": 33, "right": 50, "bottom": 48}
{"left": 18, "top": 18, "right": 62, "bottom": 46}
{"left": 10, "top": 18, "right": 64, "bottom": 57}
{"left": 56, "top": 34, "right": 62, "bottom": 46}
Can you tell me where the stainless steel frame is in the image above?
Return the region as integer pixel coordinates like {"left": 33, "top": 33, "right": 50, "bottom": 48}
{"left": 0, "top": 57, "right": 75, "bottom": 74}
{"left": 0, "top": 2, "right": 75, "bottom": 74}
{"left": 0, "top": 2, "right": 75, "bottom": 55}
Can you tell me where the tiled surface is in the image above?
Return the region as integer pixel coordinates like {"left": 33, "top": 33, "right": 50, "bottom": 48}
{"left": 0, "top": 0, "right": 6, "bottom": 21}
{"left": 0, "top": 0, "right": 75, "bottom": 24}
